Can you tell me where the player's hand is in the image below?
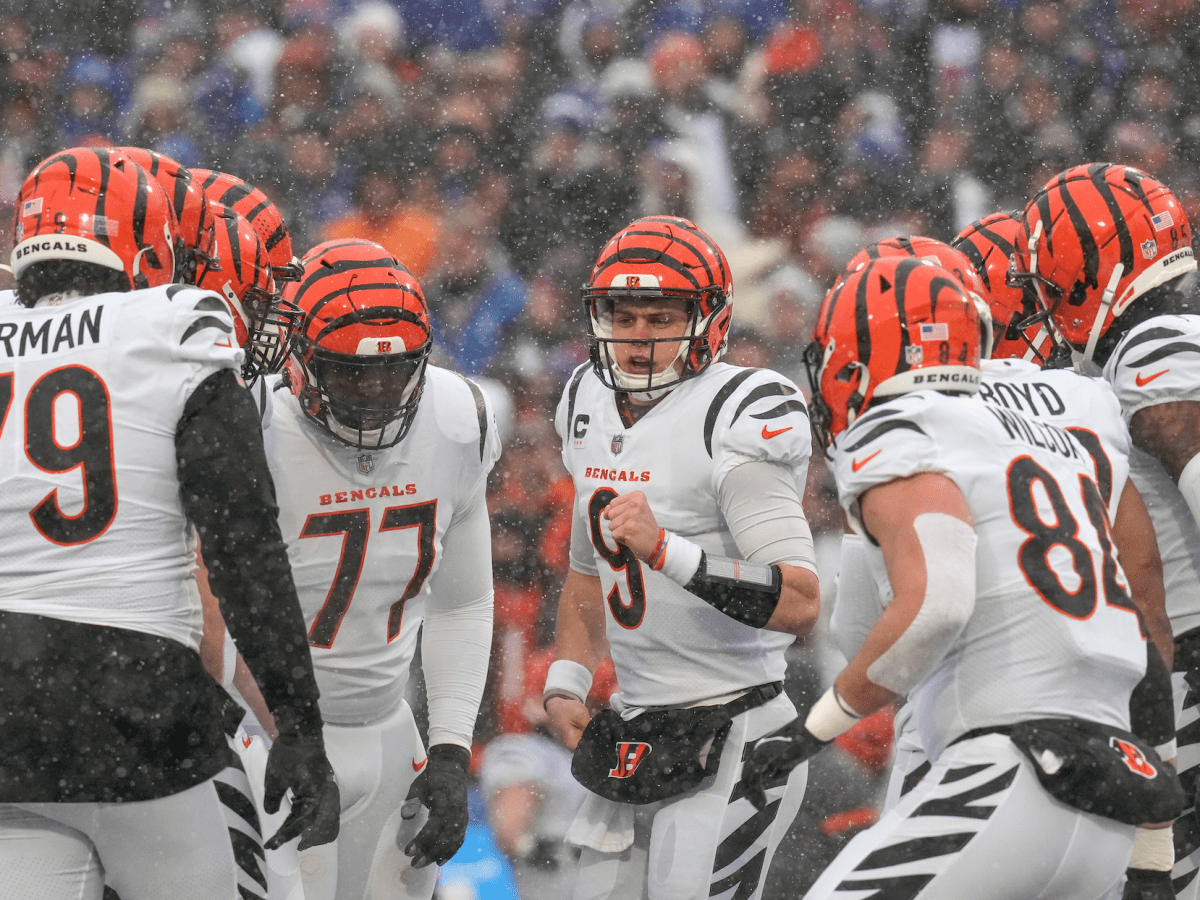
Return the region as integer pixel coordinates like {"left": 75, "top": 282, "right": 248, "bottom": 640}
{"left": 401, "top": 743, "right": 471, "bottom": 868}
{"left": 262, "top": 732, "right": 341, "bottom": 850}
{"left": 545, "top": 694, "right": 591, "bottom": 751}
{"left": 603, "top": 491, "right": 660, "bottom": 561}
{"left": 1122, "top": 868, "right": 1174, "bottom": 899}
{"left": 743, "top": 719, "right": 829, "bottom": 810}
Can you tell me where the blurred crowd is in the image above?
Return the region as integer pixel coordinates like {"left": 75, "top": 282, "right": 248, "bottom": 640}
{"left": 4, "top": 0, "right": 1198, "bottom": 891}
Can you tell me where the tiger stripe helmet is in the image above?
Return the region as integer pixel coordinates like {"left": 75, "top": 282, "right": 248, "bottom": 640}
{"left": 583, "top": 215, "right": 732, "bottom": 395}
{"left": 283, "top": 238, "right": 432, "bottom": 449}
{"left": 954, "top": 212, "right": 1058, "bottom": 364}
{"left": 836, "top": 235, "right": 994, "bottom": 360}
{"left": 1013, "top": 163, "right": 1196, "bottom": 363}
{"left": 114, "top": 146, "right": 215, "bottom": 284}
{"left": 189, "top": 168, "right": 301, "bottom": 283}
{"left": 195, "top": 206, "right": 300, "bottom": 381}
{"left": 805, "top": 255, "right": 982, "bottom": 451}
{"left": 12, "top": 146, "right": 179, "bottom": 292}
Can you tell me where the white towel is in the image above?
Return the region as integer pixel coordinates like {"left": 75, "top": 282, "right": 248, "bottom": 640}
{"left": 564, "top": 790, "right": 636, "bottom": 853}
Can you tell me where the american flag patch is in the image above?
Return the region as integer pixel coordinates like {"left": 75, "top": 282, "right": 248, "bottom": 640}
{"left": 1151, "top": 211, "right": 1174, "bottom": 231}
{"left": 22, "top": 198, "right": 41, "bottom": 216}
{"left": 920, "top": 322, "right": 949, "bottom": 341}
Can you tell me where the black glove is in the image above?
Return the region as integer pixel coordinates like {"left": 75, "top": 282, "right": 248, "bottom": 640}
{"left": 1122, "top": 868, "right": 1174, "bottom": 900}
{"left": 262, "top": 711, "right": 340, "bottom": 851}
{"left": 743, "top": 718, "right": 830, "bottom": 811}
{"left": 401, "top": 743, "right": 471, "bottom": 868}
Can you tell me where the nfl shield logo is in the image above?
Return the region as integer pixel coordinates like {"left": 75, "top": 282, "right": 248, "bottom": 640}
{"left": 1142, "top": 239, "right": 1158, "bottom": 260}
{"left": 357, "top": 453, "right": 374, "bottom": 474}
{"left": 611, "top": 434, "right": 624, "bottom": 456}
{"left": 905, "top": 344, "right": 923, "bottom": 365}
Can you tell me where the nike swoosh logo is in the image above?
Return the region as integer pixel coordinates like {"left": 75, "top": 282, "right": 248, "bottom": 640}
{"left": 412, "top": 757, "right": 427, "bottom": 772}
{"left": 851, "top": 450, "right": 882, "bottom": 473}
{"left": 762, "top": 425, "right": 793, "bottom": 439}
{"left": 1135, "top": 368, "right": 1169, "bottom": 387}
{"left": 242, "top": 735, "right": 252, "bottom": 749}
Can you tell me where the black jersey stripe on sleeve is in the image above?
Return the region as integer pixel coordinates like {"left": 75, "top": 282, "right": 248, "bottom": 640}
{"left": 1127, "top": 341, "right": 1200, "bottom": 369}
{"left": 565, "top": 362, "right": 590, "bottom": 435}
{"left": 180, "top": 316, "right": 234, "bottom": 344}
{"left": 1113, "top": 326, "right": 1186, "bottom": 371}
{"left": 842, "top": 419, "right": 928, "bottom": 453}
{"left": 729, "top": 381, "right": 799, "bottom": 426}
{"left": 751, "top": 399, "right": 809, "bottom": 422}
{"left": 454, "top": 372, "right": 489, "bottom": 462}
{"left": 704, "top": 368, "right": 760, "bottom": 457}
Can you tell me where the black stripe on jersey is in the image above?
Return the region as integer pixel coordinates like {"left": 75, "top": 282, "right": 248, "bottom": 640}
{"left": 856, "top": 832, "right": 976, "bottom": 870}
{"left": 752, "top": 399, "right": 808, "bottom": 422}
{"left": 714, "top": 799, "right": 781, "bottom": 872}
{"left": 704, "top": 369, "right": 760, "bottom": 457}
{"left": 1066, "top": 428, "right": 1113, "bottom": 505}
{"left": 710, "top": 848, "right": 767, "bottom": 900}
{"left": 1088, "top": 163, "right": 1134, "bottom": 274}
{"left": 181, "top": 316, "right": 234, "bottom": 344}
{"left": 228, "top": 827, "right": 268, "bottom": 893}
{"left": 455, "top": 373, "right": 489, "bottom": 462}
{"left": 166, "top": 284, "right": 193, "bottom": 301}
{"left": 195, "top": 295, "right": 230, "bottom": 313}
{"left": 851, "top": 404, "right": 906, "bottom": 430}
{"left": 730, "top": 381, "right": 800, "bottom": 426}
{"left": 216, "top": 780, "right": 261, "bottom": 834}
{"left": 911, "top": 765, "right": 1018, "bottom": 819}
{"left": 1128, "top": 341, "right": 1200, "bottom": 369}
{"left": 1113, "top": 326, "right": 1185, "bottom": 370}
{"left": 901, "top": 759, "right": 932, "bottom": 797}
{"left": 1174, "top": 871, "right": 1200, "bottom": 895}
{"left": 833, "top": 874, "right": 935, "bottom": 899}
{"left": 842, "top": 420, "right": 927, "bottom": 454}
{"left": 940, "top": 763, "right": 991, "bottom": 784}
{"left": 566, "top": 362, "right": 589, "bottom": 431}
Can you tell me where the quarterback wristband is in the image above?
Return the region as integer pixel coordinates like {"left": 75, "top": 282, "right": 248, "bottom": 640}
{"left": 654, "top": 531, "right": 704, "bottom": 584}
{"left": 682, "top": 551, "right": 782, "bottom": 629}
{"left": 804, "top": 687, "right": 864, "bottom": 743}
{"left": 543, "top": 659, "right": 593, "bottom": 709}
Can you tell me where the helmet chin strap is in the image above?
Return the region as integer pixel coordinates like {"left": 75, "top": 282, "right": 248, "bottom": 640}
{"left": 1081, "top": 263, "right": 1124, "bottom": 366}
{"left": 609, "top": 340, "right": 689, "bottom": 399}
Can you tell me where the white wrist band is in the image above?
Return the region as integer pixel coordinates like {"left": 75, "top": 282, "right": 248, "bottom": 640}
{"left": 543, "top": 659, "right": 593, "bottom": 706}
{"left": 658, "top": 531, "right": 703, "bottom": 586}
{"left": 1130, "top": 824, "right": 1175, "bottom": 871}
{"left": 804, "top": 686, "right": 863, "bottom": 743}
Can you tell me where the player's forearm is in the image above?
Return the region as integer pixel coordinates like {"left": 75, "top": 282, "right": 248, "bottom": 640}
{"left": 765, "top": 564, "right": 820, "bottom": 637}
{"left": 1112, "top": 480, "right": 1172, "bottom": 668}
{"left": 553, "top": 568, "right": 609, "bottom": 673}
{"left": 422, "top": 592, "right": 493, "bottom": 750}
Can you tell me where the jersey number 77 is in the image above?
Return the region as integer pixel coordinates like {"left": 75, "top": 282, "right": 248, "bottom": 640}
{"left": 300, "top": 500, "right": 438, "bottom": 647}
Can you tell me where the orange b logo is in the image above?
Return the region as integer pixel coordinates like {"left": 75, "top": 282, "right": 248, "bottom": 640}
{"left": 1110, "top": 737, "right": 1156, "bottom": 779}
{"left": 378, "top": 340, "right": 392, "bottom": 353}
{"left": 625, "top": 275, "right": 641, "bottom": 288}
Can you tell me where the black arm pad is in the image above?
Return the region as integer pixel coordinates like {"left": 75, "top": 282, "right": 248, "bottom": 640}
{"left": 684, "top": 552, "right": 783, "bottom": 629}
{"left": 176, "top": 369, "right": 323, "bottom": 739}
{"left": 1130, "top": 639, "right": 1175, "bottom": 749}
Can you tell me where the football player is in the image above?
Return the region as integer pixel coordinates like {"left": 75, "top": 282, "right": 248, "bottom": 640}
{"left": 242, "top": 238, "right": 498, "bottom": 900}
{"left": 0, "top": 147, "right": 338, "bottom": 900}
{"left": 543, "top": 216, "right": 821, "bottom": 900}
{"left": 745, "top": 255, "right": 1177, "bottom": 898}
{"left": 1010, "top": 163, "right": 1200, "bottom": 898}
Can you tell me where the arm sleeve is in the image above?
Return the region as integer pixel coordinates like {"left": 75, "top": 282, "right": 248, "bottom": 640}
{"left": 176, "top": 368, "right": 322, "bottom": 738}
{"left": 422, "top": 475, "right": 495, "bottom": 749}
{"left": 717, "top": 459, "right": 816, "bottom": 572}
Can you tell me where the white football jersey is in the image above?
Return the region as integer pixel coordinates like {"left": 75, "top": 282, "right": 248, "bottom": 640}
{"left": 831, "top": 360, "right": 1132, "bottom": 662}
{"left": 0, "top": 285, "right": 243, "bottom": 649}
{"left": 262, "top": 366, "right": 500, "bottom": 724}
{"left": 1103, "top": 314, "right": 1200, "bottom": 635}
{"left": 833, "top": 390, "right": 1146, "bottom": 759}
{"left": 556, "top": 362, "right": 811, "bottom": 707}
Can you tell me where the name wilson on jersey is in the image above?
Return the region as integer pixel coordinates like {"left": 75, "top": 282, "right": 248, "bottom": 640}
{"left": 985, "top": 405, "right": 1082, "bottom": 461}
{"left": 319, "top": 483, "right": 418, "bottom": 505}
{"left": 0, "top": 305, "right": 103, "bottom": 357}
